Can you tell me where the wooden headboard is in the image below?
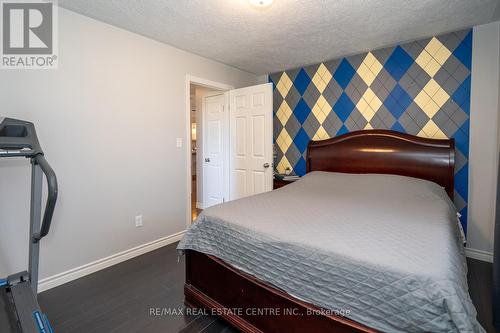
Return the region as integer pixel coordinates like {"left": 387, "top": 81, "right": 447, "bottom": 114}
{"left": 306, "top": 130, "right": 455, "bottom": 198}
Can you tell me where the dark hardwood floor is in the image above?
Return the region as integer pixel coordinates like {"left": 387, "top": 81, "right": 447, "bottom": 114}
{"left": 468, "top": 258, "right": 498, "bottom": 333}
{"left": 38, "top": 242, "right": 498, "bottom": 333}
{"left": 38, "top": 242, "right": 236, "bottom": 333}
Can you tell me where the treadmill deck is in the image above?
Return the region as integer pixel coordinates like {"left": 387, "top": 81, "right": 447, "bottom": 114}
{"left": 0, "top": 286, "right": 22, "bottom": 333}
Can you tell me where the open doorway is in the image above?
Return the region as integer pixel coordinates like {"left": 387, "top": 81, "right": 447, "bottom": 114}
{"left": 186, "top": 77, "right": 273, "bottom": 228}
{"left": 189, "top": 82, "right": 228, "bottom": 223}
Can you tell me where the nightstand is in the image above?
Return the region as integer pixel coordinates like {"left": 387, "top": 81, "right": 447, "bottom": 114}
{"left": 273, "top": 177, "right": 298, "bottom": 189}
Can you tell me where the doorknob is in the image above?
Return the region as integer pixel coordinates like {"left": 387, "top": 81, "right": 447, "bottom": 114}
{"left": 263, "top": 163, "right": 270, "bottom": 168}
{"left": 205, "top": 158, "right": 210, "bottom": 163}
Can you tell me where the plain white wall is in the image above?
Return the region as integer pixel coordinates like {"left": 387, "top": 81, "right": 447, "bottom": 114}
{"left": 0, "top": 9, "right": 259, "bottom": 279}
{"left": 468, "top": 21, "right": 500, "bottom": 255}
{"left": 256, "top": 75, "right": 269, "bottom": 84}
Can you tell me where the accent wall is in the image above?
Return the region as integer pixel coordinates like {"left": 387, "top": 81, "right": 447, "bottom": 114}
{"left": 269, "top": 29, "right": 472, "bottom": 229}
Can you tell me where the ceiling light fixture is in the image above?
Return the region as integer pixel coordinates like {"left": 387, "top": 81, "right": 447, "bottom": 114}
{"left": 249, "top": 0, "right": 274, "bottom": 9}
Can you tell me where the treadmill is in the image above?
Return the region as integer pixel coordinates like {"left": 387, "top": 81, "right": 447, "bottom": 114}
{"left": 0, "top": 118, "right": 58, "bottom": 333}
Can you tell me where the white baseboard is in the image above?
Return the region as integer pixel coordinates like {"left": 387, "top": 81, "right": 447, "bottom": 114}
{"left": 196, "top": 202, "right": 204, "bottom": 209}
{"left": 465, "top": 247, "right": 493, "bottom": 263}
{"left": 38, "top": 230, "right": 490, "bottom": 293}
{"left": 38, "top": 230, "right": 186, "bottom": 293}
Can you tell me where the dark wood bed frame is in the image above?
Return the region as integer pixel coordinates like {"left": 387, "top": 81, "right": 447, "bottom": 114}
{"left": 184, "top": 130, "right": 455, "bottom": 333}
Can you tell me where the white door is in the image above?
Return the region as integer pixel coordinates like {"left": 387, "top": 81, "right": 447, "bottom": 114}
{"left": 202, "top": 93, "right": 228, "bottom": 208}
{"left": 229, "top": 83, "right": 273, "bottom": 200}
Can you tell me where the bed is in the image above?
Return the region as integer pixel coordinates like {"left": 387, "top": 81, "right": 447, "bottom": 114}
{"left": 177, "top": 130, "right": 483, "bottom": 332}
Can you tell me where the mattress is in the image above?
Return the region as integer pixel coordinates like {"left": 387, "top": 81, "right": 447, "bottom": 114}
{"left": 177, "top": 171, "right": 484, "bottom": 332}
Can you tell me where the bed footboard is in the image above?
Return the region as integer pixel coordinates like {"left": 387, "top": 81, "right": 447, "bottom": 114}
{"left": 184, "top": 250, "right": 378, "bottom": 333}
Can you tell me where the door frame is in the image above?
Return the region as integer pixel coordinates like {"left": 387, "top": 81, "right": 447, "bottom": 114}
{"left": 185, "top": 75, "right": 233, "bottom": 228}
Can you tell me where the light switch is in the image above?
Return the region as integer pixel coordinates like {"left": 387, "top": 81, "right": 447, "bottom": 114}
{"left": 176, "top": 138, "right": 183, "bottom": 148}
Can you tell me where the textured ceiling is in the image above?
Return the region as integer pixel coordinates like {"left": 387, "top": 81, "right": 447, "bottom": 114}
{"left": 59, "top": 0, "right": 500, "bottom": 74}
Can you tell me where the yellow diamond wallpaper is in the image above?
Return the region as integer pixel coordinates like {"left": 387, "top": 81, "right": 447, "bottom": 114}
{"left": 270, "top": 29, "right": 472, "bottom": 230}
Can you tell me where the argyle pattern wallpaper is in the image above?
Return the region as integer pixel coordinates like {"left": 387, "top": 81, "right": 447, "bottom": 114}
{"left": 269, "top": 29, "right": 472, "bottom": 229}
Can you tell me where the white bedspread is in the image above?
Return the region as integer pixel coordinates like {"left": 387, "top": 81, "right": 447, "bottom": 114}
{"left": 178, "top": 171, "right": 484, "bottom": 332}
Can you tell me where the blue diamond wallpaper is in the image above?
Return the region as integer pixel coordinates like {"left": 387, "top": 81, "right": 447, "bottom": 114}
{"left": 270, "top": 29, "right": 472, "bottom": 231}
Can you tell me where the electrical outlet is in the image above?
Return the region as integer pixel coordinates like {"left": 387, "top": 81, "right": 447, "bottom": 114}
{"left": 176, "top": 138, "right": 183, "bottom": 148}
{"left": 135, "top": 215, "right": 143, "bottom": 227}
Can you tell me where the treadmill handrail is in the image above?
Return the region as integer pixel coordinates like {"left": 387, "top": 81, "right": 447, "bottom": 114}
{"left": 32, "top": 154, "right": 58, "bottom": 243}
